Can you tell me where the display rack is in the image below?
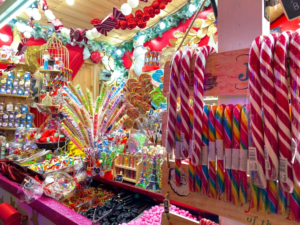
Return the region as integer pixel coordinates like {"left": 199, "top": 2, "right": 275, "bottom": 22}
{"left": 0, "top": 60, "right": 25, "bottom": 65}
{"left": 40, "top": 69, "right": 60, "bottom": 74}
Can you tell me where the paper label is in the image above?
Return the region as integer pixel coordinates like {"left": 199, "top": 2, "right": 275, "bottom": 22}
{"left": 216, "top": 140, "right": 224, "bottom": 160}
{"left": 264, "top": 146, "right": 271, "bottom": 170}
{"left": 249, "top": 147, "right": 258, "bottom": 171}
{"left": 201, "top": 146, "right": 208, "bottom": 166}
{"left": 175, "top": 142, "right": 181, "bottom": 158}
{"left": 279, "top": 157, "right": 288, "bottom": 183}
{"left": 208, "top": 141, "right": 216, "bottom": 162}
{"left": 232, "top": 148, "right": 240, "bottom": 170}
{"left": 224, "top": 148, "right": 232, "bottom": 169}
{"left": 181, "top": 132, "right": 185, "bottom": 152}
{"left": 239, "top": 149, "right": 248, "bottom": 172}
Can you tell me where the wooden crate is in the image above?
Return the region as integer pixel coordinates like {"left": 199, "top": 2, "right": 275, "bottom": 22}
{"left": 161, "top": 161, "right": 298, "bottom": 225}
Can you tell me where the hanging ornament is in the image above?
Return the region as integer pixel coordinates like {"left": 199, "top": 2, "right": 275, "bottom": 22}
{"left": 85, "top": 30, "right": 94, "bottom": 41}
{"left": 81, "top": 29, "right": 90, "bottom": 44}
{"left": 25, "top": 26, "right": 33, "bottom": 33}
{"left": 120, "top": 20, "right": 127, "bottom": 30}
{"left": 159, "top": 2, "right": 166, "bottom": 9}
{"left": 143, "top": 6, "right": 149, "bottom": 13}
{"left": 125, "top": 14, "right": 134, "bottom": 21}
{"left": 152, "top": 1, "right": 159, "bottom": 9}
{"left": 40, "top": 0, "right": 49, "bottom": 10}
{"left": 90, "top": 51, "right": 102, "bottom": 63}
{"left": 149, "top": 12, "right": 155, "bottom": 18}
{"left": 121, "top": 3, "right": 132, "bottom": 16}
{"left": 135, "top": 10, "right": 144, "bottom": 20}
{"left": 70, "top": 28, "right": 84, "bottom": 42}
{"left": 137, "top": 19, "right": 146, "bottom": 29}
{"left": 127, "top": 19, "right": 137, "bottom": 30}
{"left": 91, "top": 28, "right": 101, "bottom": 38}
{"left": 168, "top": 0, "right": 172, "bottom": 2}
{"left": 127, "top": 0, "right": 139, "bottom": 8}
{"left": 113, "top": 7, "right": 126, "bottom": 20}
{"left": 23, "top": 32, "right": 31, "bottom": 39}
{"left": 154, "top": 8, "right": 160, "bottom": 15}
{"left": 143, "top": 12, "right": 150, "bottom": 21}
{"left": 32, "top": 8, "right": 41, "bottom": 21}
{"left": 16, "top": 39, "right": 28, "bottom": 56}
{"left": 48, "top": 19, "right": 63, "bottom": 32}
{"left": 158, "top": 0, "right": 163, "bottom": 2}
{"left": 148, "top": 6, "right": 154, "bottom": 14}
{"left": 90, "top": 18, "right": 102, "bottom": 25}
{"left": 94, "top": 14, "right": 117, "bottom": 36}
{"left": 17, "top": 23, "right": 26, "bottom": 33}
{"left": 115, "top": 20, "right": 121, "bottom": 29}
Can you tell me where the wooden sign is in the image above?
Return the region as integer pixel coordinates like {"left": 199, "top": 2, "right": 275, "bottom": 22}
{"left": 163, "top": 48, "right": 250, "bottom": 97}
{"left": 162, "top": 161, "right": 298, "bottom": 225}
{"left": 280, "top": 0, "right": 300, "bottom": 20}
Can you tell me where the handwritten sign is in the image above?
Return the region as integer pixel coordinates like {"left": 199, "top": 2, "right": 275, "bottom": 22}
{"left": 115, "top": 174, "right": 123, "bottom": 182}
{"left": 163, "top": 48, "right": 250, "bottom": 97}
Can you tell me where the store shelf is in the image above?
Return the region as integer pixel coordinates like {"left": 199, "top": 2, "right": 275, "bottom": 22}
{"left": 114, "top": 164, "right": 137, "bottom": 171}
{"left": 0, "top": 94, "right": 28, "bottom": 98}
{"left": 122, "top": 177, "right": 137, "bottom": 183}
{"left": 40, "top": 69, "right": 60, "bottom": 74}
{"left": 0, "top": 60, "right": 26, "bottom": 65}
{"left": 0, "top": 127, "right": 16, "bottom": 131}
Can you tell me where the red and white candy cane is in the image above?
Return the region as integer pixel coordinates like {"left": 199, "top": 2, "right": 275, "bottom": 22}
{"left": 248, "top": 36, "right": 267, "bottom": 189}
{"left": 289, "top": 30, "right": 300, "bottom": 186}
{"left": 274, "top": 31, "right": 294, "bottom": 193}
{"left": 180, "top": 49, "right": 194, "bottom": 159}
{"left": 193, "top": 46, "right": 215, "bottom": 166}
{"left": 166, "top": 50, "right": 182, "bottom": 155}
{"left": 260, "top": 34, "right": 279, "bottom": 181}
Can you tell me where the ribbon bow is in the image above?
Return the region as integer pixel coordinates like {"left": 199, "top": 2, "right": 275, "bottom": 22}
{"left": 81, "top": 28, "right": 89, "bottom": 44}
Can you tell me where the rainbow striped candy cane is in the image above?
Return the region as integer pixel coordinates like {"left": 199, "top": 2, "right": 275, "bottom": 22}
{"left": 201, "top": 105, "right": 210, "bottom": 196}
{"left": 215, "top": 104, "right": 225, "bottom": 195}
{"left": 208, "top": 105, "right": 217, "bottom": 199}
{"left": 175, "top": 108, "right": 182, "bottom": 187}
{"left": 189, "top": 105, "right": 196, "bottom": 192}
{"left": 232, "top": 104, "right": 242, "bottom": 205}
{"left": 224, "top": 104, "right": 233, "bottom": 202}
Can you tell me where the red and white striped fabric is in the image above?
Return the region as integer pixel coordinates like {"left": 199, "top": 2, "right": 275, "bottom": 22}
{"left": 274, "top": 31, "right": 294, "bottom": 192}
{"left": 289, "top": 30, "right": 300, "bottom": 186}
{"left": 193, "top": 46, "right": 215, "bottom": 165}
{"left": 260, "top": 34, "right": 279, "bottom": 181}
{"left": 248, "top": 36, "right": 267, "bottom": 189}
{"left": 180, "top": 49, "right": 194, "bottom": 159}
{"left": 166, "top": 50, "right": 182, "bottom": 154}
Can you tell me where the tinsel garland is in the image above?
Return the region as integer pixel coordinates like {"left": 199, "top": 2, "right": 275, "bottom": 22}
{"left": 8, "top": 0, "right": 209, "bottom": 76}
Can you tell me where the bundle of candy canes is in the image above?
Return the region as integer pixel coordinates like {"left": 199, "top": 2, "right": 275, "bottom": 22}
{"left": 166, "top": 34, "right": 300, "bottom": 219}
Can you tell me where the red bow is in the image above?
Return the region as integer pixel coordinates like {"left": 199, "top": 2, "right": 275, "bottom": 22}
{"left": 40, "top": 0, "right": 49, "bottom": 10}
{"left": 4, "top": 64, "right": 16, "bottom": 72}
{"left": 48, "top": 19, "right": 63, "bottom": 33}
{"left": 16, "top": 38, "right": 28, "bottom": 56}
{"left": 90, "top": 18, "right": 102, "bottom": 25}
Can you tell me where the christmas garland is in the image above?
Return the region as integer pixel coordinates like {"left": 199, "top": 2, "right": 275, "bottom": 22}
{"left": 8, "top": 0, "right": 209, "bottom": 77}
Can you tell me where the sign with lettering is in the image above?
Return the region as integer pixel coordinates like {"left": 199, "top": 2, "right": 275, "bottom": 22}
{"left": 115, "top": 174, "right": 123, "bottom": 182}
{"left": 280, "top": 0, "right": 300, "bottom": 20}
{"left": 163, "top": 48, "right": 250, "bottom": 97}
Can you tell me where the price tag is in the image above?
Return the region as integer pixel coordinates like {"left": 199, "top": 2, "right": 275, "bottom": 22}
{"left": 280, "top": 0, "right": 300, "bottom": 21}
{"left": 163, "top": 199, "right": 170, "bottom": 214}
{"left": 224, "top": 148, "right": 232, "bottom": 169}
{"left": 216, "top": 140, "right": 224, "bottom": 160}
{"left": 115, "top": 174, "right": 124, "bottom": 182}
{"left": 232, "top": 149, "right": 240, "bottom": 170}
{"left": 279, "top": 157, "right": 288, "bottom": 183}
{"left": 249, "top": 147, "right": 258, "bottom": 171}
{"left": 208, "top": 141, "right": 216, "bottom": 162}
{"left": 239, "top": 149, "right": 248, "bottom": 172}
{"left": 264, "top": 146, "right": 271, "bottom": 170}
{"left": 201, "top": 146, "right": 208, "bottom": 166}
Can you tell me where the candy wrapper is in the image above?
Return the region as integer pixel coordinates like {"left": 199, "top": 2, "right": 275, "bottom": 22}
{"left": 18, "top": 177, "right": 44, "bottom": 204}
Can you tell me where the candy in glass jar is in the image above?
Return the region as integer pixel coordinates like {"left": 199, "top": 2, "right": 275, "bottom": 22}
{"left": 14, "top": 103, "right": 21, "bottom": 113}
{"left": 2, "top": 111, "right": 8, "bottom": 121}
{"left": 6, "top": 102, "right": 13, "bottom": 112}
{"left": 15, "top": 127, "right": 26, "bottom": 143}
{"left": 21, "top": 104, "right": 28, "bottom": 114}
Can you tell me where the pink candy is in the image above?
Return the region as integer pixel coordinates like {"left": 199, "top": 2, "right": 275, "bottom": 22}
{"left": 123, "top": 205, "right": 198, "bottom": 225}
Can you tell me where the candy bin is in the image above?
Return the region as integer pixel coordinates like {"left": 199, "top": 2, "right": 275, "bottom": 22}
{"left": 14, "top": 127, "right": 26, "bottom": 143}
{"left": 42, "top": 172, "right": 76, "bottom": 201}
{"left": 7, "top": 142, "right": 22, "bottom": 155}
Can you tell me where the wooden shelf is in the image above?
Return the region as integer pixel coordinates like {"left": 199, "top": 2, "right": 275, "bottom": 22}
{"left": 40, "top": 69, "right": 60, "bottom": 74}
{"left": 0, "top": 127, "right": 16, "bottom": 131}
{"left": 114, "top": 164, "right": 137, "bottom": 171}
{"left": 0, "top": 60, "right": 26, "bottom": 65}
{"left": 0, "top": 94, "right": 28, "bottom": 98}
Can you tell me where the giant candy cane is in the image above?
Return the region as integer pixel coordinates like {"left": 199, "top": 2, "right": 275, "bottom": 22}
{"left": 274, "top": 31, "right": 293, "bottom": 215}
{"left": 166, "top": 50, "right": 182, "bottom": 155}
{"left": 260, "top": 34, "right": 279, "bottom": 214}
{"left": 194, "top": 46, "right": 216, "bottom": 193}
{"left": 180, "top": 49, "right": 194, "bottom": 159}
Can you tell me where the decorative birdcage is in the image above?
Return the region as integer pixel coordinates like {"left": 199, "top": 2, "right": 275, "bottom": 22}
{"left": 39, "top": 33, "right": 69, "bottom": 69}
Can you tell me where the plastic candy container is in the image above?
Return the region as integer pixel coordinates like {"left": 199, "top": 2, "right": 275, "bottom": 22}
{"left": 12, "top": 88, "right": 18, "bottom": 95}
{"left": 6, "top": 87, "right": 12, "bottom": 94}
{"left": 24, "top": 72, "right": 30, "bottom": 80}
{"left": 42, "top": 172, "right": 76, "bottom": 201}
{"left": 6, "top": 79, "right": 13, "bottom": 88}
{"left": 17, "top": 88, "right": 24, "bottom": 95}
{"left": 0, "top": 87, "right": 6, "bottom": 94}
{"left": 18, "top": 177, "right": 43, "bottom": 204}
{"left": 15, "top": 127, "right": 26, "bottom": 143}
{"left": 7, "top": 71, "right": 14, "bottom": 79}
{"left": 21, "top": 105, "right": 28, "bottom": 114}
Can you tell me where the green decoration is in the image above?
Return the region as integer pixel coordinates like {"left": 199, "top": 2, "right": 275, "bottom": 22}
{"left": 7, "top": 0, "right": 209, "bottom": 77}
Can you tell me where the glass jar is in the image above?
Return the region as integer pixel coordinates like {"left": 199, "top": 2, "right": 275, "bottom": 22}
{"left": 21, "top": 105, "right": 28, "bottom": 114}
{"left": 13, "top": 79, "right": 19, "bottom": 88}
{"left": 6, "top": 102, "right": 13, "bottom": 112}
{"left": 2, "top": 111, "right": 8, "bottom": 121}
{"left": 14, "top": 104, "right": 21, "bottom": 113}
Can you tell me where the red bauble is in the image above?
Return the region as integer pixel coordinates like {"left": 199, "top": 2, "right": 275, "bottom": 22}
{"left": 143, "top": 12, "right": 150, "bottom": 21}
{"left": 137, "top": 19, "right": 146, "bottom": 29}
{"left": 162, "top": 0, "right": 168, "bottom": 4}
{"left": 115, "top": 20, "right": 120, "bottom": 29}
{"left": 90, "top": 51, "right": 101, "bottom": 64}
{"left": 148, "top": 6, "right": 154, "bottom": 14}
{"left": 120, "top": 20, "right": 128, "bottom": 30}
{"left": 127, "top": 18, "right": 137, "bottom": 30}
{"left": 125, "top": 14, "right": 134, "bottom": 21}
{"left": 159, "top": 2, "right": 166, "bottom": 9}
{"left": 149, "top": 12, "right": 155, "bottom": 18}
{"left": 154, "top": 8, "right": 160, "bottom": 14}
{"left": 135, "top": 10, "right": 144, "bottom": 20}
{"left": 152, "top": 1, "right": 159, "bottom": 9}
{"left": 168, "top": 0, "right": 172, "bottom": 2}
{"left": 158, "top": 0, "right": 163, "bottom": 2}
{"left": 143, "top": 6, "right": 149, "bottom": 13}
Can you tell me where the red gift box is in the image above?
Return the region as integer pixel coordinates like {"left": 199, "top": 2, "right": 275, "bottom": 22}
{"left": 0, "top": 203, "right": 27, "bottom": 225}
